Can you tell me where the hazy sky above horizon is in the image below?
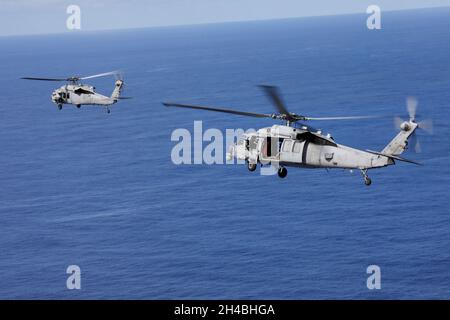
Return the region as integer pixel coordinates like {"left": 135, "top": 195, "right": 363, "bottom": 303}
{"left": 1, "top": 0, "right": 450, "bottom": 36}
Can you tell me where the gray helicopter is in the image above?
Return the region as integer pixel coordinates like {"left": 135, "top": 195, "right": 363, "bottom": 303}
{"left": 22, "top": 71, "right": 128, "bottom": 113}
{"left": 164, "top": 86, "right": 432, "bottom": 185}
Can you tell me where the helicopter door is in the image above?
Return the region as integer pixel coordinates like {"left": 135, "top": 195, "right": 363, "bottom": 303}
{"left": 279, "top": 140, "right": 295, "bottom": 163}
{"left": 261, "top": 136, "right": 281, "bottom": 160}
{"left": 280, "top": 140, "right": 305, "bottom": 165}
{"left": 263, "top": 137, "right": 271, "bottom": 157}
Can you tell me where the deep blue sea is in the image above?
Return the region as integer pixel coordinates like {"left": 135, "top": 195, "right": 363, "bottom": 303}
{"left": 0, "top": 8, "right": 449, "bottom": 299}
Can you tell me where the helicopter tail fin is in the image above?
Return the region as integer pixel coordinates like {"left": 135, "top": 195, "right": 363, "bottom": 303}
{"left": 111, "top": 80, "right": 124, "bottom": 101}
{"left": 381, "top": 121, "right": 418, "bottom": 156}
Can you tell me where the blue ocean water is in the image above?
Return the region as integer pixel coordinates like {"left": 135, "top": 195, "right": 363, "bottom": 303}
{"left": 0, "top": 8, "right": 449, "bottom": 299}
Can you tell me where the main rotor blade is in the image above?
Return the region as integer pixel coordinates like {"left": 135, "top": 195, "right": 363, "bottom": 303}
{"left": 259, "top": 85, "right": 295, "bottom": 121}
{"left": 407, "top": 96, "right": 418, "bottom": 120}
{"left": 21, "top": 77, "right": 66, "bottom": 81}
{"left": 304, "top": 115, "right": 382, "bottom": 121}
{"left": 80, "top": 71, "right": 120, "bottom": 80}
{"left": 163, "top": 102, "right": 273, "bottom": 118}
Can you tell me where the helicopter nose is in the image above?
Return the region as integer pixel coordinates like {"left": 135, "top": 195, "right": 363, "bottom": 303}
{"left": 51, "top": 92, "right": 59, "bottom": 102}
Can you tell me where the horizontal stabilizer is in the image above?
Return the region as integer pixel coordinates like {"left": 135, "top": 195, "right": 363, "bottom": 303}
{"left": 366, "top": 150, "right": 422, "bottom": 166}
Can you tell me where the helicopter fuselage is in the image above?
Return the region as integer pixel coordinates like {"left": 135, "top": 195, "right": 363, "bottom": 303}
{"left": 229, "top": 124, "right": 394, "bottom": 171}
{"left": 22, "top": 72, "right": 125, "bottom": 113}
{"left": 51, "top": 84, "right": 117, "bottom": 107}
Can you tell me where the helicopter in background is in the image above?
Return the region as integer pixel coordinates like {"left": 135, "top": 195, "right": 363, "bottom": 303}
{"left": 164, "top": 86, "right": 432, "bottom": 186}
{"left": 21, "top": 71, "right": 129, "bottom": 113}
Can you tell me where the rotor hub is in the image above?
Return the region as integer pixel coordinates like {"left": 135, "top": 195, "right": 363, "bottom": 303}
{"left": 400, "top": 122, "right": 411, "bottom": 131}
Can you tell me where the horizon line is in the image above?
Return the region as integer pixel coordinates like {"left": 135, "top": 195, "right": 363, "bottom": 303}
{"left": 1, "top": 5, "right": 450, "bottom": 38}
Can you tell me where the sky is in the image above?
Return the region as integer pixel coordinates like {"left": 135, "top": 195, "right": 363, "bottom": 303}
{"left": 1, "top": 0, "right": 450, "bottom": 36}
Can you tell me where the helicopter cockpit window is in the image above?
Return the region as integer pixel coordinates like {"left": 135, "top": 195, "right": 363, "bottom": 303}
{"left": 293, "top": 142, "right": 302, "bottom": 153}
{"left": 282, "top": 140, "right": 292, "bottom": 152}
{"left": 74, "top": 88, "right": 93, "bottom": 95}
{"left": 296, "top": 132, "right": 337, "bottom": 147}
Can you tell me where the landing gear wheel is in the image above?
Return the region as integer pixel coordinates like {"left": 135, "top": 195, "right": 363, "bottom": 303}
{"left": 76, "top": 104, "right": 81, "bottom": 109}
{"left": 247, "top": 163, "right": 257, "bottom": 172}
{"left": 107, "top": 108, "right": 111, "bottom": 114}
{"left": 278, "top": 167, "right": 287, "bottom": 178}
{"left": 360, "top": 169, "right": 372, "bottom": 186}
{"left": 57, "top": 105, "right": 62, "bottom": 110}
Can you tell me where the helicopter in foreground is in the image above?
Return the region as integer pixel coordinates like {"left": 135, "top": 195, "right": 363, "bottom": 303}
{"left": 21, "top": 71, "right": 128, "bottom": 113}
{"left": 164, "top": 85, "right": 432, "bottom": 186}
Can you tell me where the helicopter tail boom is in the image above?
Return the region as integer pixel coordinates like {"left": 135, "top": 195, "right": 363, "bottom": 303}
{"left": 366, "top": 149, "right": 422, "bottom": 165}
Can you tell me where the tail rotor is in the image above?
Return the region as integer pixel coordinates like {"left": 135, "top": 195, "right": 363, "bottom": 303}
{"left": 406, "top": 96, "right": 418, "bottom": 121}
{"left": 394, "top": 96, "right": 433, "bottom": 153}
{"left": 417, "top": 118, "right": 433, "bottom": 135}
